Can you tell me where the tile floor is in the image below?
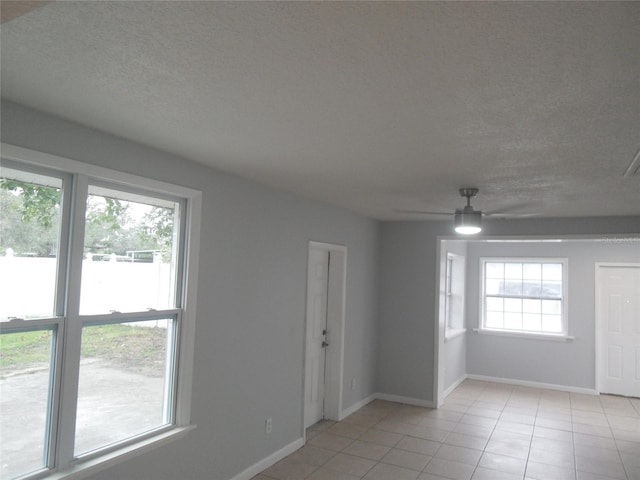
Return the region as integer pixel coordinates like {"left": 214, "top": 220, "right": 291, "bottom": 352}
{"left": 253, "top": 380, "right": 640, "bottom": 480}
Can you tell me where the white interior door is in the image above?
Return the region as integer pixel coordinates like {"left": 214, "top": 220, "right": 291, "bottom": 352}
{"left": 305, "top": 248, "right": 329, "bottom": 428}
{"left": 597, "top": 265, "right": 640, "bottom": 397}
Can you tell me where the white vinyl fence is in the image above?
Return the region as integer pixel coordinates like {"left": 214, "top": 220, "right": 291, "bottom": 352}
{"left": 0, "top": 255, "right": 173, "bottom": 321}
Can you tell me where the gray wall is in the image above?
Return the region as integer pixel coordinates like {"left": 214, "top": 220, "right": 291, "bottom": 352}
{"left": 378, "top": 219, "right": 640, "bottom": 403}
{"left": 1, "top": 101, "right": 380, "bottom": 480}
{"left": 465, "top": 239, "right": 640, "bottom": 389}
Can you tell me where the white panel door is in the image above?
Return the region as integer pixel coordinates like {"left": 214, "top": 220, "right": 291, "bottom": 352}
{"left": 597, "top": 265, "right": 640, "bottom": 397}
{"left": 305, "top": 249, "right": 329, "bottom": 428}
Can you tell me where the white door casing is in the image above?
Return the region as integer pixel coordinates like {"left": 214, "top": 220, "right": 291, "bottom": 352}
{"left": 596, "top": 264, "right": 640, "bottom": 397}
{"left": 303, "top": 241, "right": 346, "bottom": 432}
{"left": 305, "top": 248, "right": 329, "bottom": 428}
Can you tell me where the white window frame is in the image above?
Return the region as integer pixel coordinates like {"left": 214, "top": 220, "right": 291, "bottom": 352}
{"left": 0, "top": 143, "right": 202, "bottom": 480}
{"left": 478, "top": 257, "right": 570, "bottom": 341}
{"left": 444, "top": 253, "right": 465, "bottom": 341}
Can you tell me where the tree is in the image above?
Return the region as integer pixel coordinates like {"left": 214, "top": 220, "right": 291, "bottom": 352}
{"left": 1, "top": 179, "right": 176, "bottom": 259}
{"left": 0, "top": 179, "right": 61, "bottom": 256}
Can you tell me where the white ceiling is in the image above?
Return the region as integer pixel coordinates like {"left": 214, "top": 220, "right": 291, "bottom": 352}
{"left": 1, "top": 1, "right": 639, "bottom": 220}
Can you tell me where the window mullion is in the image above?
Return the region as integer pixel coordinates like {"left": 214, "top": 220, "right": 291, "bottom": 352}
{"left": 54, "top": 173, "right": 88, "bottom": 471}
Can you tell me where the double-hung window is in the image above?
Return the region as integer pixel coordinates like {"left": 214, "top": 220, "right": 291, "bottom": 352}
{"left": 480, "top": 258, "right": 568, "bottom": 337}
{"left": 0, "top": 146, "right": 200, "bottom": 480}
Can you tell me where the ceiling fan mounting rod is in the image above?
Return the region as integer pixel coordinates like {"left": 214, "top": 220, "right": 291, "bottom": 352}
{"left": 459, "top": 188, "right": 478, "bottom": 207}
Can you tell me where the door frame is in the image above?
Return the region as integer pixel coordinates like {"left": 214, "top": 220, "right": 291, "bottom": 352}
{"left": 594, "top": 262, "right": 640, "bottom": 395}
{"left": 302, "top": 241, "right": 347, "bottom": 438}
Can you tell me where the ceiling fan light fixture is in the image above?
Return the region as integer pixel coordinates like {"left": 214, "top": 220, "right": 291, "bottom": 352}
{"left": 454, "top": 209, "right": 482, "bottom": 234}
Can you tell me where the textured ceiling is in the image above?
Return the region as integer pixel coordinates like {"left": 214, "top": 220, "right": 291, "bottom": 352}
{"left": 1, "top": 1, "right": 639, "bottom": 220}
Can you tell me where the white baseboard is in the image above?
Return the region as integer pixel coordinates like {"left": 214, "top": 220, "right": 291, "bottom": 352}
{"left": 443, "top": 375, "right": 468, "bottom": 399}
{"left": 466, "top": 374, "right": 598, "bottom": 395}
{"left": 228, "top": 437, "right": 304, "bottom": 480}
{"left": 340, "top": 394, "right": 376, "bottom": 420}
{"left": 375, "top": 393, "right": 436, "bottom": 409}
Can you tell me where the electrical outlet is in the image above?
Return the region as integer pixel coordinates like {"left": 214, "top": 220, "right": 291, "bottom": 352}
{"left": 265, "top": 418, "right": 272, "bottom": 435}
{"left": 350, "top": 378, "right": 355, "bottom": 390}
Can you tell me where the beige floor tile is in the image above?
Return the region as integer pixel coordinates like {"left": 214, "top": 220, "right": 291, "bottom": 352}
{"left": 444, "top": 432, "right": 488, "bottom": 450}
{"left": 308, "top": 433, "right": 354, "bottom": 452}
{"left": 326, "top": 422, "right": 368, "bottom": 440}
{"left": 380, "top": 448, "right": 431, "bottom": 471}
{"left": 417, "top": 473, "right": 455, "bottom": 480}
{"left": 261, "top": 459, "right": 319, "bottom": 480}
{"left": 256, "top": 380, "right": 637, "bottom": 480}
{"left": 525, "top": 460, "right": 576, "bottom": 480}
{"left": 471, "top": 466, "right": 522, "bottom": 480}
{"left": 527, "top": 446, "right": 574, "bottom": 469}
{"left": 422, "top": 458, "right": 475, "bottom": 480}
{"left": 358, "top": 428, "right": 403, "bottom": 447}
{"left": 434, "top": 444, "right": 482, "bottom": 466}
{"left": 323, "top": 452, "right": 376, "bottom": 477}
{"left": 305, "top": 467, "right": 361, "bottom": 480}
{"left": 287, "top": 445, "right": 336, "bottom": 466}
{"left": 342, "top": 440, "right": 391, "bottom": 461}
{"left": 363, "top": 463, "right": 419, "bottom": 480}
{"left": 575, "top": 455, "right": 627, "bottom": 480}
{"left": 396, "top": 436, "right": 441, "bottom": 456}
{"left": 478, "top": 452, "right": 526, "bottom": 475}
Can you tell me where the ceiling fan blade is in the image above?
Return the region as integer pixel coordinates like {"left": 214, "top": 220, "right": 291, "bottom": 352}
{"left": 395, "top": 210, "right": 451, "bottom": 216}
{"left": 484, "top": 211, "right": 540, "bottom": 218}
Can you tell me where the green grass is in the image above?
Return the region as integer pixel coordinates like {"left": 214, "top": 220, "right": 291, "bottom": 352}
{"left": 1, "top": 324, "right": 168, "bottom": 376}
{"left": 0, "top": 329, "right": 53, "bottom": 367}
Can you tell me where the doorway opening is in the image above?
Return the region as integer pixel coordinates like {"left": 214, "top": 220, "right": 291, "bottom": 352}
{"left": 303, "top": 241, "right": 347, "bottom": 434}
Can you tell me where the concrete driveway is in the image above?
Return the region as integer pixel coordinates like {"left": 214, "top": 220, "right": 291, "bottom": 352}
{"left": 1, "top": 360, "right": 164, "bottom": 479}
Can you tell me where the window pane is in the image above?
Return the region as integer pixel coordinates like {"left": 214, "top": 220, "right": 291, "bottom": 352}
{"left": 505, "top": 263, "right": 522, "bottom": 280}
{"left": 0, "top": 328, "right": 54, "bottom": 478}
{"left": 485, "top": 262, "right": 504, "bottom": 279}
{"left": 75, "top": 318, "right": 174, "bottom": 455}
{"left": 542, "top": 315, "right": 562, "bottom": 333}
{"left": 485, "top": 310, "right": 503, "bottom": 329}
{"left": 542, "top": 299, "right": 561, "bottom": 315}
{"left": 523, "top": 299, "right": 541, "bottom": 314}
{"left": 504, "top": 298, "right": 522, "bottom": 313}
{"left": 80, "top": 186, "right": 180, "bottom": 315}
{"left": 523, "top": 280, "right": 543, "bottom": 297}
{"left": 542, "top": 281, "right": 562, "bottom": 298}
{"left": 504, "top": 312, "right": 522, "bottom": 330}
{"left": 485, "top": 279, "right": 502, "bottom": 295}
{"left": 523, "top": 314, "right": 542, "bottom": 331}
{"left": 502, "top": 280, "right": 523, "bottom": 296}
{"left": 0, "top": 169, "right": 63, "bottom": 320}
{"left": 486, "top": 297, "right": 504, "bottom": 312}
{"left": 542, "top": 263, "right": 563, "bottom": 281}
{"left": 523, "top": 263, "right": 541, "bottom": 281}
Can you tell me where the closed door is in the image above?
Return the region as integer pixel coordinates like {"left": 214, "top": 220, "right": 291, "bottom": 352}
{"left": 304, "top": 248, "right": 329, "bottom": 428}
{"left": 597, "top": 265, "right": 640, "bottom": 397}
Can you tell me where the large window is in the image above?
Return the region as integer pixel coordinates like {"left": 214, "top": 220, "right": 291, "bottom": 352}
{"left": 480, "top": 258, "right": 568, "bottom": 336}
{"left": 0, "top": 148, "right": 200, "bottom": 480}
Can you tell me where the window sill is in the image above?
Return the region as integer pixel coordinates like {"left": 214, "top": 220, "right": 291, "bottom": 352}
{"left": 445, "top": 328, "right": 466, "bottom": 342}
{"left": 47, "top": 425, "right": 196, "bottom": 480}
{"left": 473, "top": 328, "right": 575, "bottom": 342}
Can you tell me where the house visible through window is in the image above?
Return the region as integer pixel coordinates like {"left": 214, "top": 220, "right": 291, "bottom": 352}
{"left": 481, "top": 258, "right": 567, "bottom": 336}
{"left": 0, "top": 154, "right": 200, "bottom": 480}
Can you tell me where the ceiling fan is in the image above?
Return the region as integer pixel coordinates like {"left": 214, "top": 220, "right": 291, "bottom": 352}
{"left": 398, "top": 188, "right": 534, "bottom": 234}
